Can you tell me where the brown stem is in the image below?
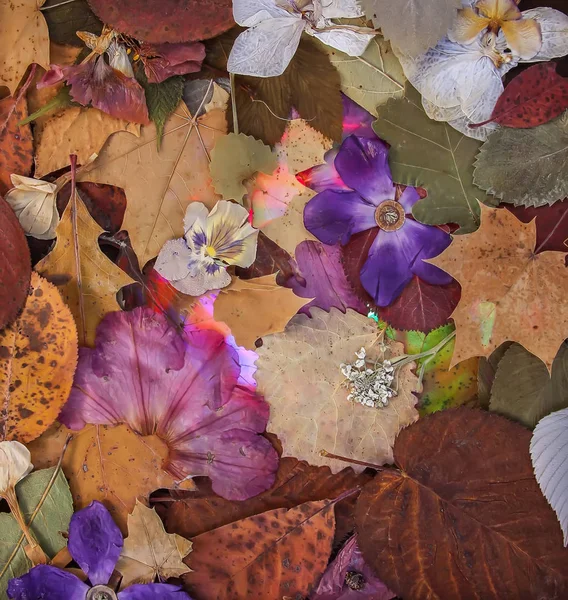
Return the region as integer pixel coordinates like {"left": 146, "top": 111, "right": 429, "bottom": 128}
{"left": 320, "top": 450, "right": 385, "bottom": 471}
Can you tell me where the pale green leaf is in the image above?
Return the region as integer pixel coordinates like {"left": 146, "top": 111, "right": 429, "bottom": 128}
{"left": 142, "top": 75, "right": 185, "bottom": 150}
{"left": 374, "top": 83, "right": 496, "bottom": 233}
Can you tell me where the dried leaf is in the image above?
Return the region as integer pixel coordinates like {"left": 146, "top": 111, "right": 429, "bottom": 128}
{"left": 184, "top": 500, "right": 336, "bottom": 600}
{"left": 210, "top": 133, "right": 278, "bottom": 203}
{"left": 477, "top": 343, "right": 512, "bottom": 409}
{"left": 356, "top": 408, "right": 568, "bottom": 599}
{"left": 0, "top": 0, "right": 49, "bottom": 95}
{"left": 0, "top": 196, "right": 31, "bottom": 329}
{"left": 255, "top": 308, "right": 419, "bottom": 470}
{"left": 41, "top": 0, "right": 102, "bottom": 46}
{"left": 213, "top": 274, "right": 310, "bottom": 349}
{"left": 324, "top": 36, "right": 405, "bottom": 116}
{"left": 490, "top": 343, "right": 568, "bottom": 427}
{"left": 473, "top": 111, "right": 568, "bottom": 208}
{"left": 276, "top": 119, "right": 333, "bottom": 175}
{"left": 374, "top": 83, "right": 495, "bottom": 233}
{"left": 428, "top": 205, "right": 568, "bottom": 371}
{"left": 235, "top": 232, "right": 296, "bottom": 280}
{"left": 0, "top": 272, "right": 77, "bottom": 442}
{"left": 36, "top": 177, "right": 134, "bottom": 346}
{"left": 116, "top": 501, "right": 192, "bottom": 588}
{"left": 506, "top": 200, "right": 568, "bottom": 253}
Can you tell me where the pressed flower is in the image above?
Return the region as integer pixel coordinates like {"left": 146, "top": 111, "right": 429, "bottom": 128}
{"left": 37, "top": 28, "right": 149, "bottom": 125}
{"left": 155, "top": 201, "right": 259, "bottom": 297}
{"left": 301, "top": 135, "right": 452, "bottom": 307}
{"left": 139, "top": 41, "right": 206, "bottom": 84}
{"left": 0, "top": 441, "right": 33, "bottom": 495}
{"left": 8, "top": 501, "right": 192, "bottom": 600}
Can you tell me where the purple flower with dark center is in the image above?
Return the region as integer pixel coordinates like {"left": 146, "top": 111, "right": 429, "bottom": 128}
{"left": 301, "top": 134, "right": 452, "bottom": 307}
{"left": 8, "top": 501, "right": 191, "bottom": 600}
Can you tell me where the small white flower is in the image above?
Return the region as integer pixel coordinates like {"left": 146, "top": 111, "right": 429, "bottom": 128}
{"left": 0, "top": 441, "right": 33, "bottom": 495}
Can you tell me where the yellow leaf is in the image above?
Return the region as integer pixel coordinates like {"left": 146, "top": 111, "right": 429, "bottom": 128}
{"left": 0, "top": 272, "right": 77, "bottom": 443}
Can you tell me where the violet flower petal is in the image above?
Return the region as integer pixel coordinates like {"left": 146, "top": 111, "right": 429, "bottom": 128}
{"left": 7, "top": 565, "right": 89, "bottom": 600}
{"left": 142, "top": 41, "right": 206, "bottom": 84}
{"left": 341, "top": 94, "right": 375, "bottom": 140}
{"left": 119, "top": 583, "right": 192, "bottom": 599}
{"left": 36, "top": 64, "right": 66, "bottom": 88}
{"left": 303, "top": 189, "right": 377, "bottom": 245}
{"left": 68, "top": 501, "right": 123, "bottom": 586}
{"left": 360, "top": 230, "right": 414, "bottom": 307}
{"left": 334, "top": 136, "right": 394, "bottom": 205}
{"left": 296, "top": 148, "right": 351, "bottom": 193}
{"left": 398, "top": 185, "right": 422, "bottom": 214}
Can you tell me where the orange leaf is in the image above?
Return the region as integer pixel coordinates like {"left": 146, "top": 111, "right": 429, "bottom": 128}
{"left": 184, "top": 499, "right": 336, "bottom": 600}
{"left": 0, "top": 272, "right": 77, "bottom": 442}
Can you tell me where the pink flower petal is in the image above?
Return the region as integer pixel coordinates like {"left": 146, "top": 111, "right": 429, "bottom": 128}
{"left": 141, "top": 41, "right": 206, "bottom": 83}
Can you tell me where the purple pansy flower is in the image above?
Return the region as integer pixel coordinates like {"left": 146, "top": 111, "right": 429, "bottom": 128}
{"left": 301, "top": 134, "right": 452, "bottom": 307}
{"left": 8, "top": 501, "right": 191, "bottom": 600}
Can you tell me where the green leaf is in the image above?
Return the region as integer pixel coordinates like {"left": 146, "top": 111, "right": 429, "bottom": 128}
{"left": 209, "top": 133, "right": 278, "bottom": 203}
{"left": 473, "top": 112, "right": 568, "bottom": 208}
{"left": 374, "top": 83, "right": 496, "bottom": 233}
{"left": 323, "top": 36, "right": 405, "bottom": 117}
{"left": 0, "top": 467, "right": 73, "bottom": 596}
{"left": 42, "top": 0, "right": 103, "bottom": 46}
{"left": 142, "top": 75, "right": 185, "bottom": 150}
{"left": 490, "top": 343, "right": 568, "bottom": 428}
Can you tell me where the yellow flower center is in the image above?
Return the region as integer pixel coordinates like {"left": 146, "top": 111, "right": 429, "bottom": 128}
{"left": 205, "top": 246, "right": 217, "bottom": 258}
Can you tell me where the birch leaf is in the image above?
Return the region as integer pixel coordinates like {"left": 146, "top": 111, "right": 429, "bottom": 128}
{"left": 255, "top": 308, "right": 419, "bottom": 470}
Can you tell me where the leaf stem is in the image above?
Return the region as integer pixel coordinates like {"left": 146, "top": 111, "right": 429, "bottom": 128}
{"left": 320, "top": 450, "right": 385, "bottom": 471}
{"left": 230, "top": 72, "right": 239, "bottom": 135}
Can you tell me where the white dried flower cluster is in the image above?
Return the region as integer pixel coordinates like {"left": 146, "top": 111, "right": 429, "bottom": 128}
{"left": 340, "top": 347, "right": 397, "bottom": 409}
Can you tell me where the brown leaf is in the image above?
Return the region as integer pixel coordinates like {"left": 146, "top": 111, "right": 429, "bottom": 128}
{"left": 36, "top": 175, "right": 134, "bottom": 346}
{"left": 28, "top": 423, "right": 188, "bottom": 533}
{"left": 355, "top": 408, "right": 568, "bottom": 599}
{"left": 0, "top": 196, "right": 31, "bottom": 329}
{"left": 184, "top": 500, "right": 336, "bottom": 600}
{"left": 427, "top": 204, "right": 568, "bottom": 371}
{"left": 213, "top": 274, "right": 310, "bottom": 349}
{"left": 0, "top": 272, "right": 77, "bottom": 442}
{"left": 235, "top": 232, "right": 296, "bottom": 281}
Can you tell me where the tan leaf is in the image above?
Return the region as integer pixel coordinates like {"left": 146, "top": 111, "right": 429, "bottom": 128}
{"left": 0, "top": 0, "right": 49, "bottom": 95}
{"left": 276, "top": 119, "right": 333, "bottom": 175}
{"left": 213, "top": 275, "right": 311, "bottom": 349}
{"left": 427, "top": 204, "right": 568, "bottom": 371}
{"left": 116, "top": 501, "right": 192, "bottom": 588}
{"left": 255, "top": 308, "right": 419, "bottom": 470}
{"left": 36, "top": 181, "right": 134, "bottom": 346}
{"left": 0, "top": 272, "right": 77, "bottom": 443}
{"left": 79, "top": 101, "right": 227, "bottom": 266}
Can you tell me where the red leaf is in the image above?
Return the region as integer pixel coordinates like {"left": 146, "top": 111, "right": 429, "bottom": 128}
{"left": 87, "top": 0, "right": 234, "bottom": 43}
{"left": 379, "top": 275, "right": 461, "bottom": 333}
{"left": 471, "top": 63, "right": 568, "bottom": 128}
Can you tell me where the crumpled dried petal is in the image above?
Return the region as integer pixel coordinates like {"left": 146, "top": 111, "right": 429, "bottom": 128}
{"left": 0, "top": 440, "right": 33, "bottom": 494}
{"left": 140, "top": 41, "right": 206, "bottom": 84}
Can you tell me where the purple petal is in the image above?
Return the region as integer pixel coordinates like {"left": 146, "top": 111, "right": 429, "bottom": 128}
{"left": 285, "top": 241, "right": 367, "bottom": 316}
{"left": 334, "top": 136, "right": 394, "bottom": 205}
{"left": 119, "top": 583, "right": 192, "bottom": 599}
{"left": 404, "top": 220, "right": 453, "bottom": 285}
{"left": 37, "top": 64, "right": 66, "bottom": 88}
{"left": 296, "top": 149, "right": 351, "bottom": 193}
{"left": 142, "top": 41, "right": 205, "bottom": 83}
{"left": 68, "top": 501, "right": 123, "bottom": 586}
{"left": 310, "top": 535, "right": 395, "bottom": 600}
{"left": 303, "top": 190, "right": 376, "bottom": 245}
{"left": 341, "top": 94, "right": 375, "bottom": 140}
{"left": 8, "top": 565, "right": 89, "bottom": 600}
{"left": 398, "top": 185, "right": 421, "bottom": 214}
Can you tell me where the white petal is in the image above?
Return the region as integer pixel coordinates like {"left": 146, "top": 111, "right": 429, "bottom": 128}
{"left": 5, "top": 186, "right": 59, "bottom": 238}
{"left": 9, "top": 174, "right": 57, "bottom": 194}
{"left": 183, "top": 202, "right": 209, "bottom": 234}
{"left": 521, "top": 8, "right": 568, "bottom": 62}
{"left": 320, "top": 0, "right": 364, "bottom": 19}
{"left": 233, "top": 0, "right": 291, "bottom": 26}
{"left": 310, "top": 27, "right": 374, "bottom": 56}
{"left": 0, "top": 441, "right": 33, "bottom": 492}
{"left": 227, "top": 18, "right": 305, "bottom": 77}
{"left": 172, "top": 266, "right": 232, "bottom": 297}
{"left": 155, "top": 238, "right": 193, "bottom": 282}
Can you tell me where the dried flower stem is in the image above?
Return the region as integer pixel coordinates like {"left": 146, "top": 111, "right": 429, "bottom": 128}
{"left": 230, "top": 72, "right": 239, "bottom": 135}
{"left": 320, "top": 450, "right": 385, "bottom": 471}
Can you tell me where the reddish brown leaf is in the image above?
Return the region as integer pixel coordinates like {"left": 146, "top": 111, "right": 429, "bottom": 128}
{"left": 87, "top": 0, "right": 234, "bottom": 43}
{"left": 379, "top": 275, "right": 461, "bottom": 332}
{"left": 235, "top": 232, "right": 297, "bottom": 281}
{"left": 184, "top": 499, "right": 336, "bottom": 600}
{"left": 340, "top": 227, "right": 377, "bottom": 310}
{"left": 165, "top": 457, "right": 371, "bottom": 543}
{"left": 0, "top": 196, "right": 31, "bottom": 328}
{"left": 355, "top": 408, "right": 568, "bottom": 600}
{"left": 472, "top": 63, "right": 568, "bottom": 129}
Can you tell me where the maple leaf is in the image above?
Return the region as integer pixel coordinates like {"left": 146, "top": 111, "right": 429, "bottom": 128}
{"left": 116, "top": 501, "right": 192, "bottom": 588}
{"left": 255, "top": 308, "right": 419, "bottom": 470}
{"left": 355, "top": 408, "right": 568, "bottom": 599}
{"left": 0, "top": 272, "right": 77, "bottom": 443}
{"left": 506, "top": 200, "right": 568, "bottom": 253}
{"left": 36, "top": 163, "right": 134, "bottom": 346}
{"left": 427, "top": 204, "right": 568, "bottom": 371}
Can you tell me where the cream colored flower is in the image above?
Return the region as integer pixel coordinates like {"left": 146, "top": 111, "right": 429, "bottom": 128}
{"left": 0, "top": 440, "right": 33, "bottom": 495}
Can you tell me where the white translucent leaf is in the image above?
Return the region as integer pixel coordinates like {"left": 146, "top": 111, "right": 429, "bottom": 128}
{"left": 521, "top": 8, "right": 568, "bottom": 62}
{"left": 310, "top": 27, "right": 374, "bottom": 56}
{"left": 232, "top": 0, "right": 291, "bottom": 26}
{"left": 227, "top": 18, "right": 305, "bottom": 77}
{"left": 320, "top": 0, "right": 365, "bottom": 19}
{"left": 530, "top": 407, "right": 568, "bottom": 546}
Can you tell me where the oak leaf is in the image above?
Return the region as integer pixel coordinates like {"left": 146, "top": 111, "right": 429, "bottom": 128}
{"left": 213, "top": 275, "right": 311, "bottom": 349}
{"left": 355, "top": 408, "right": 568, "bottom": 599}
{"left": 255, "top": 308, "right": 419, "bottom": 470}
{"left": 116, "top": 501, "right": 192, "bottom": 588}
{"left": 427, "top": 204, "right": 568, "bottom": 371}
{"left": 0, "top": 272, "right": 77, "bottom": 443}
{"left": 36, "top": 170, "right": 134, "bottom": 346}
{"left": 184, "top": 500, "right": 336, "bottom": 600}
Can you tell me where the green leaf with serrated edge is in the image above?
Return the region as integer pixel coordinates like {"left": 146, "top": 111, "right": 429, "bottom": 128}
{"left": 374, "top": 83, "right": 496, "bottom": 233}
{"left": 209, "top": 133, "right": 278, "bottom": 203}
{"left": 0, "top": 467, "right": 73, "bottom": 596}
{"left": 473, "top": 112, "right": 568, "bottom": 208}
{"left": 323, "top": 36, "right": 405, "bottom": 116}
{"left": 490, "top": 343, "right": 568, "bottom": 428}
{"left": 141, "top": 74, "right": 185, "bottom": 150}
